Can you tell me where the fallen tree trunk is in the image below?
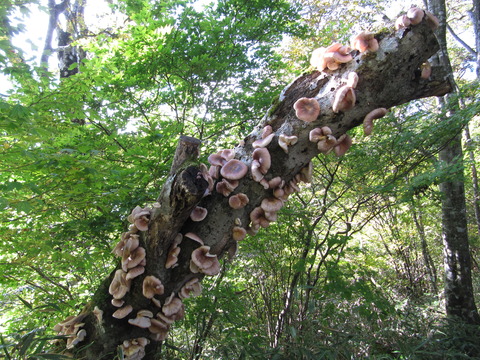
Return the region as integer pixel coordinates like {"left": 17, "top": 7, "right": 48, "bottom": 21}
{"left": 56, "top": 15, "right": 452, "bottom": 360}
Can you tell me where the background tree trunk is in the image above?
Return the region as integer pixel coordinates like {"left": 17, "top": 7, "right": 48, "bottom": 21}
{"left": 471, "top": 0, "right": 480, "bottom": 78}
{"left": 427, "top": 0, "right": 480, "bottom": 324}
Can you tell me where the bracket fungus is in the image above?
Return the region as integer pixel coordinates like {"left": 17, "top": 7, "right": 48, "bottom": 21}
{"left": 143, "top": 275, "right": 165, "bottom": 299}
{"left": 149, "top": 318, "right": 170, "bottom": 341}
{"left": 229, "top": 193, "right": 249, "bottom": 209}
{"left": 346, "top": 72, "right": 359, "bottom": 88}
{"left": 109, "top": 269, "right": 132, "bottom": 300}
{"left": 406, "top": 6, "right": 425, "bottom": 25}
{"left": 334, "top": 134, "right": 353, "bottom": 157}
{"left": 128, "top": 310, "right": 153, "bottom": 329}
{"left": 127, "top": 206, "right": 151, "bottom": 232}
{"left": 220, "top": 159, "right": 248, "bottom": 180}
{"left": 162, "top": 294, "right": 185, "bottom": 320}
{"left": 190, "top": 245, "right": 221, "bottom": 276}
{"left": 179, "top": 278, "right": 202, "bottom": 299}
{"left": 216, "top": 178, "right": 239, "bottom": 196}
{"left": 332, "top": 85, "right": 356, "bottom": 113}
{"left": 420, "top": 62, "right": 432, "bottom": 79}
{"left": 93, "top": 306, "right": 103, "bottom": 323}
{"left": 112, "top": 298, "right": 124, "bottom": 307}
{"left": 113, "top": 305, "right": 133, "bottom": 319}
{"left": 126, "top": 265, "right": 145, "bottom": 280}
{"left": 310, "top": 43, "right": 352, "bottom": 72}
{"left": 395, "top": 15, "right": 411, "bottom": 30}
{"left": 114, "top": 233, "right": 139, "bottom": 258}
{"left": 350, "top": 31, "right": 379, "bottom": 52}
{"left": 190, "top": 206, "right": 208, "bottom": 222}
{"left": 208, "top": 153, "right": 226, "bottom": 167}
{"left": 425, "top": 10, "right": 439, "bottom": 29}
{"left": 122, "top": 246, "right": 146, "bottom": 272}
{"left": 184, "top": 232, "right": 204, "bottom": 245}
{"left": 121, "top": 338, "right": 149, "bottom": 360}
{"left": 253, "top": 133, "right": 275, "bottom": 148}
{"left": 232, "top": 226, "right": 247, "bottom": 241}
{"left": 54, "top": 314, "right": 87, "bottom": 336}
{"left": 250, "top": 206, "right": 270, "bottom": 229}
{"left": 261, "top": 197, "right": 284, "bottom": 214}
{"left": 261, "top": 125, "right": 273, "bottom": 139}
{"left": 363, "top": 108, "right": 388, "bottom": 136}
{"left": 278, "top": 134, "right": 298, "bottom": 153}
{"left": 166, "top": 245, "right": 181, "bottom": 269}
{"left": 67, "top": 329, "right": 87, "bottom": 349}
{"left": 251, "top": 148, "right": 271, "bottom": 183}
{"left": 293, "top": 97, "right": 321, "bottom": 122}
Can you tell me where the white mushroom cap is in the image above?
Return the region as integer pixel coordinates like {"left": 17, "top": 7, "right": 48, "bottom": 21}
{"left": 278, "top": 134, "right": 298, "bottom": 153}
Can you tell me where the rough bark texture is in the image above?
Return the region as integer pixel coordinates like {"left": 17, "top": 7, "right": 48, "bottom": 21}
{"left": 61, "top": 19, "right": 453, "bottom": 360}
{"left": 427, "top": 0, "right": 480, "bottom": 325}
{"left": 439, "top": 134, "right": 480, "bottom": 324}
{"left": 472, "top": 0, "right": 480, "bottom": 79}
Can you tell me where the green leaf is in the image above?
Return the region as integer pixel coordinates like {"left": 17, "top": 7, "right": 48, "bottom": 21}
{"left": 19, "top": 330, "right": 37, "bottom": 356}
{"left": 0, "top": 197, "right": 8, "bottom": 209}
{"left": 28, "top": 354, "right": 71, "bottom": 360}
{"left": 16, "top": 295, "right": 33, "bottom": 309}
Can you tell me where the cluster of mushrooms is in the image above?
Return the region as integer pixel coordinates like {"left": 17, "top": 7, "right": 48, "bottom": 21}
{"left": 108, "top": 207, "right": 204, "bottom": 346}
{"left": 54, "top": 7, "right": 439, "bottom": 360}
{"left": 53, "top": 313, "right": 87, "bottom": 349}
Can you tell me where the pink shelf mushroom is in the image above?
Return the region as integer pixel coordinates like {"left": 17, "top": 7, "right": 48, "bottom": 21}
{"left": 310, "top": 43, "right": 353, "bottom": 71}
{"left": 128, "top": 206, "right": 151, "bottom": 231}
{"left": 109, "top": 269, "right": 132, "bottom": 300}
{"left": 190, "top": 206, "right": 208, "bottom": 222}
{"left": 334, "top": 134, "right": 353, "bottom": 157}
{"left": 229, "top": 193, "right": 249, "bottom": 209}
{"left": 190, "top": 246, "right": 221, "bottom": 276}
{"left": 420, "top": 62, "right": 432, "bottom": 79}
{"left": 179, "top": 278, "right": 202, "bottom": 299}
{"left": 126, "top": 265, "right": 145, "bottom": 280}
{"left": 112, "top": 305, "right": 133, "bottom": 319}
{"left": 253, "top": 133, "right": 275, "bottom": 148}
{"left": 363, "top": 108, "right": 388, "bottom": 136}
{"left": 162, "top": 294, "right": 185, "bottom": 320}
{"left": 149, "top": 319, "right": 170, "bottom": 341}
{"left": 232, "top": 226, "right": 247, "bottom": 241}
{"left": 220, "top": 159, "right": 248, "bottom": 180}
{"left": 293, "top": 97, "right": 321, "bottom": 122}
{"left": 261, "top": 125, "right": 273, "bottom": 139}
{"left": 332, "top": 85, "right": 356, "bottom": 113}
{"left": 395, "top": 15, "right": 412, "bottom": 30}
{"left": 407, "top": 7, "right": 425, "bottom": 25}
{"left": 142, "top": 275, "right": 165, "bottom": 299}
{"left": 351, "top": 31, "right": 379, "bottom": 53}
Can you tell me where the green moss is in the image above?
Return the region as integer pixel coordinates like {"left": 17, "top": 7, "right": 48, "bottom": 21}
{"left": 267, "top": 95, "right": 282, "bottom": 118}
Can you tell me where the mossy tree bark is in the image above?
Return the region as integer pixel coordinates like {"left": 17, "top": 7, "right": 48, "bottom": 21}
{"left": 59, "top": 19, "right": 453, "bottom": 360}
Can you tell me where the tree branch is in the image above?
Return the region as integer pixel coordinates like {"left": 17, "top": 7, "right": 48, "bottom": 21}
{"left": 447, "top": 23, "right": 477, "bottom": 56}
{"left": 58, "top": 19, "right": 452, "bottom": 360}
